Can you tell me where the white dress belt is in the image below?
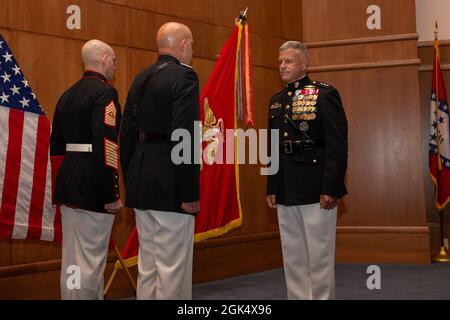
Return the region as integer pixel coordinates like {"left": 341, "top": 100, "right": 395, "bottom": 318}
{"left": 66, "top": 144, "right": 93, "bottom": 152}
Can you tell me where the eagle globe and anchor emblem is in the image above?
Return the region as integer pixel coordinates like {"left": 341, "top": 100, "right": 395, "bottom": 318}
{"left": 201, "top": 97, "right": 224, "bottom": 170}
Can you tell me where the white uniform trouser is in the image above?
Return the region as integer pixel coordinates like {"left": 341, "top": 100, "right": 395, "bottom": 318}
{"left": 135, "top": 209, "right": 195, "bottom": 300}
{"left": 60, "top": 205, "right": 115, "bottom": 300}
{"left": 277, "top": 203, "right": 337, "bottom": 300}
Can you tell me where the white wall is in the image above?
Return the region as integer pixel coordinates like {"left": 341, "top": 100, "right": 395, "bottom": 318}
{"left": 416, "top": 0, "right": 450, "bottom": 42}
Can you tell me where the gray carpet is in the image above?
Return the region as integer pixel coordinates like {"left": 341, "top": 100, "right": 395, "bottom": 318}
{"left": 192, "top": 263, "right": 450, "bottom": 300}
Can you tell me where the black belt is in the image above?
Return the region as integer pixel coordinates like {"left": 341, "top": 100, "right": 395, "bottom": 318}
{"left": 138, "top": 131, "right": 170, "bottom": 143}
{"left": 280, "top": 139, "right": 324, "bottom": 154}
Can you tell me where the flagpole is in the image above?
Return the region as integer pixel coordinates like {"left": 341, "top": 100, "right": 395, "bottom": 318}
{"left": 432, "top": 21, "right": 450, "bottom": 263}
{"left": 434, "top": 22, "right": 442, "bottom": 171}
{"left": 433, "top": 210, "right": 450, "bottom": 262}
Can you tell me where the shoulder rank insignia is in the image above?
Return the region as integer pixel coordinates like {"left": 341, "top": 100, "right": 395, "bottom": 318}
{"left": 312, "top": 81, "right": 330, "bottom": 87}
{"left": 104, "top": 138, "right": 119, "bottom": 170}
{"left": 104, "top": 100, "right": 117, "bottom": 127}
{"left": 270, "top": 102, "right": 282, "bottom": 110}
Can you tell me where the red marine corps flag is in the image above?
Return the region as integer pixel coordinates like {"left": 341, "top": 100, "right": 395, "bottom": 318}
{"left": 195, "top": 9, "right": 253, "bottom": 241}
{"left": 0, "top": 33, "right": 61, "bottom": 242}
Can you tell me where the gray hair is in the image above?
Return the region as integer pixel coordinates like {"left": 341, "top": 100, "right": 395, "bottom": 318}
{"left": 279, "top": 41, "right": 309, "bottom": 60}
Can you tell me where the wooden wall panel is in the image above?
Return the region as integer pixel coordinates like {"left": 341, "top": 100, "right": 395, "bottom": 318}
{"left": 212, "top": 0, "right": 283, "bottom": 38}
{"left": 281, "top": 0, "right": 302, "bottom": 41}
{"left": 127, "top": 0, "right": 212, "bottom": 23}
{"left": 108, "top": 45, "right": 128, "bottom": 106}
{"left": 0, "top": 0, "right": 10, "bottom": 28}
{"left": 237, "top": 66, "right": 283, "bottom": 234}
{"left": 194, "top": 233, "right": 283, "bottom": 283}
{"left": 11, "top": 240, "right": 60, "bottom": 265}
{"left": 336, "top": 227, "right": 430, "bottom": 264}
{"left": 308, "top": 39, "right": 418, "bottom": 67}
{"left": 0, "top": 239, "right": 10, "bottom": 267}
{"left": 11, "top": 0, "right": 128, "bottom": 46}
{"left": 309, "top": 67, "right": 427, "bottom": 227}
{"left": 100, "top": 0, "right": 212, "bottom": 23}
{"left": 0, "top": 28, "right": 11, "bottom": 42}
{"left": 191, "top": 58, "right": 216, "bottom": 92}
{"left": 126, "top": 48, "right": 157, "bottom": 85}
{"left": 127, "top": 9, "right": 231, "bottom": 61}
{"left": 302, "top": 0, "right": 416, "bottom": 42}
{"left": 251, "top": 34, "right": 284, "bottom": 68}
{"left": 127, "top": 8, "right": 286, "bottom": 70}
{"left": 11, "top": 0, "right": 88, "bottom": 41}
{"left": 85, "top": 1, "right": 129, "bottom": 46}
{"left": 418, "top": 41, "right": 450, "bottom": 67}
{"left": 0, "top": 257, "right": 137, "bottom": 299}
{"left": 11, "top": 32, "right": 83, "bottom": 123}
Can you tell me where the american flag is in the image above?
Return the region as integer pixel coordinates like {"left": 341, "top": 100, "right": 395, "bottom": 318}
{"left": 0, "top": 33, "right": 61, "bottom": 241}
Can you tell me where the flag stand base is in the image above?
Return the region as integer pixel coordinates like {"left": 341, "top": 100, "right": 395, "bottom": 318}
{"left": 432, "top": 246, "right": 450, "bottom": 262}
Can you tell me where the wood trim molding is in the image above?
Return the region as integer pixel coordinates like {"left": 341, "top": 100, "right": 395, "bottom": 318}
{"left": 0, "top": 252, "right": 117, "bottom": 279}
{"left": 418, "top": 39, "right": 450, "bottom": 48}
{"left": 428, "top": 223, "right": 450, "bottom": 229}
{"left": 337, "top": 226, "right": 429, "bottom": 234}
{"left": 309, "top": 59, "right": 421, "bottom": 73}
{"left": 0, "top": 232, "right": 281, "bottom": 279}
{"left": 306, "top": 33, "right": 419, "bottom": 49}
{"left": 419, "top": 64, "right": 450, "bottom": 72}
{"left": 194, "top": 231, "right": 279, "bottom": 249}
{"left": 0, "top": 226, "right": 429, "bottom": 279}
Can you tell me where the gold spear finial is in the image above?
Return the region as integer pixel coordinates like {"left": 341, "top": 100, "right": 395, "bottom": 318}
{"left": 435, "top": 21, "right": 439, "bottom": 40}
{"left": 238, "top": 7, "right": 248, "bottom": 23}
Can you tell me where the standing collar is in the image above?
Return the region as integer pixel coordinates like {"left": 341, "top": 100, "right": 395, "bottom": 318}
{"left": 157, "top": 55, "right": 181, "bottom": 64}
{"left": 286, "top": 74, "right": 310, "bottom": 90}
{"left": 83, "top": 70, "right": 108, "bottom": 83}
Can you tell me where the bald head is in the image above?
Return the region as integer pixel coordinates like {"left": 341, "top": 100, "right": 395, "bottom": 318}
{"left": 157, "top": 22, "right": 194, "bottom": 65}
{"left": 81, "top": 39, "right": 116, "bottom": 80}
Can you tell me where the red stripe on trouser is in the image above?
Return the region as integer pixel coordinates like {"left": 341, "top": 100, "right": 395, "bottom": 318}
{"left": 26, "top": 116, "right": 51, "bottom": 239}
{"left": 50, "top": 155, "right": 64, "bottom": 243}
{"left": 0, "top": 109, "right": 24, "bottom": 238}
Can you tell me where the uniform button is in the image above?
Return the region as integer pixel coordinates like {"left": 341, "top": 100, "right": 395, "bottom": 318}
{"left": 283, "top": 132, "right": 288, "bottom": 138}
{"left": 285, "top": 105, "right": 290, "bottom": 110}
{"left": 288, "top": 92, "right": 293, "bottom": 96}
{"left": 313, "top": 159, "right": 317, "bottom": 164}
